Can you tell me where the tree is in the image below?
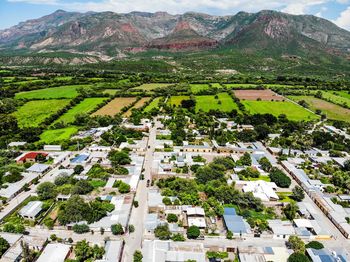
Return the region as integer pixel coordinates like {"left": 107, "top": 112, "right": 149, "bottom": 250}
{"left": 305, "top": 241, "right": 324, "bottom": 250}
{"left": 0, "top": 236, "right": 9, "bottom": 257}
{"left": 74, "top": 240, "right": 104, "bottom": 262}
{"left": 269, "top": 168, "right": 291, "bottom": 188}
{"left": 154, "top": 224, "right": 171, "bottom": 240}
{"left": 36, "top": 182, "right": 57, "bottom": 200}
{"left": 258, "top": 157, "right": 272, "bottom": 172}
{"left": 187, "top": 225, "right": 200, "bottom": 239}
{"left": 71, "top": 180, "right": 93, "bottom": 195}
{"left": 226, "top": 230, "right": 233, "bottom": 239}
{"left": 73, "top": 224, "right": 90, "bottom": 234}
{"left": 20, "top": 241, "right": 36, "bottom": 262}
{"left": 108, "top": 150, "right": 131, "bottom": 167}
{"left": 74, "top": 165, "right": 84, "bottom": 175}
{"left": 118, "top": 182, "right": 130, "bottom": 194}
{"left": 292, "top": 186, "right": 305, "bottom": 202}
{"left": 133, "top": 250, "right": 143, "bottom": 262}
{"left": 111, "top": 223, "right": 124, "bottom": 235}
{"left": 287, "top": 252, "right": 310, "bottom": 262}
{"left": 288, "top": 236, "right": 305, "bottom": 253}
{"left": 128, "top": 224, "right": 135, "bottom": 233}
{"left": 238, "top": 152, "right": 252, "bottom": 166}
{"left": 284, "top": 202, "right": 299, "bottom": 220}
{"left": 171, "top": 233, "right": 185, "bottom": 241}
{"left": 167, "top": 213, "right": 178, "bottom": 223}
{"left": 162, "top": 197, "right": 172, "bottom": 205}
{"left": 343, "top": 160, "right": 350, "bottom": 171}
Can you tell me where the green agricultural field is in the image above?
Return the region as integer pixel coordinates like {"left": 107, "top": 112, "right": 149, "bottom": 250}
{"left": 322, "top": 91, "right": 350, "bottom": 107}
{"left": 168, "top": 96, "right": 190, "bottom": 106}
{"left": 103, "top": 89, "right": 119, "bottom": 95}
{"left": 190, "top": 84, "right": 210, "bottom": 93}
{"left": 40, "top": 126, "right": 78, "bottom": 143}
{"left": 289, "top": 96, "right": 350, "bottom": 122}
{"left": 334, "top": 91, "right": 350, "bottom": 100}
{"left": 242, "top": 100, "right": 318, "bottom": 121}
{"left": 132, "top": 83, "right": 172, "bottom": 91}
{"left": 211, "top": 83, "right": 223, "bottom": 88}
{"left": 195, "top": 92, "right": 239, "bottom": 112}
{"left": 144, "top": 97, "right": 162, "bottom": 112}
{"left": 15, "top": 85, "right": 92, "bottom": 99}
{"left": 224, "top": 83, "right": 258, "bottom": 89}
{"left": 54, "top": 97, "right": 107, "bottom": 124}
{"left": 13, "top": 99, "right": 71, "bottom": 127}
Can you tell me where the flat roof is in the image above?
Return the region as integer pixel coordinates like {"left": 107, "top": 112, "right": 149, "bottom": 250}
{"left": 36, "top": 243, "right": 71, "bottom": 262}
{"left": 19, "top": 201, "right": 42, "bottom": 218}
{"left": 26, "top": 163, "right": 50, "bottom": 173}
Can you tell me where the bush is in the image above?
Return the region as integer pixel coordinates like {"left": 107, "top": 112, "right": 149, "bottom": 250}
{"left": 162, "top": 197, "right": 172, "bottom": 205}
{"left": 167, "top": 213, "right": 178, "bottom": 223}
{"left": 288, "top": 252, "right": 310, "bottom": 262}
{"left": 305, "top": 241, "right": 324, "bottom": 250}
{"left": 171, "top": 233, "right": 185, "bottom": 241}
{"left": 187, "top": 225, "right": 200, "bottom": 239}
{"left": 36, "top": 182, "right": 57, "bottom": 200}
{"left": 154, "top": 224, "right": 171, "bottom": 240}
{"left": 118, "top": 182, "right": 130, "bottom": 194}
{"left": 128, "top": 224, "right": 135, "bottom": 233}
{"left": 226, "top": 230, "right": 233, "bottom": 239}
{"left": 133, "top": 250, "right": 143, "bottom": 262}
{"left": 111, "top": 223, "right": 124, "bottom": 235}
{"left": 43, "top": 218, "right": 54, "bottom": 229}
{"left": 0, "top": 236, "right": 9, "bottom": 257}
{"left": 73, "top": 224, "right": 90, "bottom": 234}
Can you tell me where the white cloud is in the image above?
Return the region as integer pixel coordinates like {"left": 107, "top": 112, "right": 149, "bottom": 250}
{"left": 8, "top": 0, "right": 58, "bottom": 4}
{"left": 334, "top": 7, "right": 350, "bottom": 30}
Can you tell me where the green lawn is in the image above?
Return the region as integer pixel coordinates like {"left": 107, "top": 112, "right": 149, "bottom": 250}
{"left": 168, "top": 96, "right": 190, "bottom": 106}
{"left": 53, "top": 97, "right": 107, "bottom": 124}
{"left": 288, "top": 95, "right": 350, "bottom": 122}
{"left": 40, "top": 126, "right": 78, "bottom": 143}
{"left": 15, "top": 85, "right": 92, "bottom": 99}
{"left": 13, "top": 99, "right": 71, "bottom": 127}
{"left": 195, "top": 92, "right": 239, "bottom": 112}
{"left": 248, "top": 175, "right": 271, "bottom": 182}
{"left": 276, "top": 192, "right": 293, "bottom": 203}
{"left": 224, "top": 83, "right": 258, "bottom": 89}
{"left": 242, "top": 100, "right": 318, "bottom": 121}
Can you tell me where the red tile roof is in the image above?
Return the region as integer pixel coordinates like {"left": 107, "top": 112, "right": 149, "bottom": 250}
{"left": 19, "top": 152, "right": 48, "bottom": 162}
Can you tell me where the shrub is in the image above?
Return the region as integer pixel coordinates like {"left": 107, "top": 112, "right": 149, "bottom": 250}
{"left": 287, "top": 252, "right": 310, "bottom": 262}
{"left": 171, "top": 233, "right": 185, "bottom": 241}
{"left": 154, "top": 224, "right": 171, "bottom": 240}
{"left": 73, "top": 224, "right": 90, "bottom": 234}
{"left": 187, "top": 225, "right": 200, "bottom": 239}
{"left": 167, "top": 213, "right": 178, "bottom": 223}
{"left": 111, "top": 223, "right": 124, "bottom": 235}
{"left": 305, "top": 241, "right": 324, "bottom": 250}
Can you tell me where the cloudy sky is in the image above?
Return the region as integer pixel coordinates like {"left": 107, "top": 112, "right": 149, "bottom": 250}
{"left": 0, "top": 0, "right": 349, "bottom": 30}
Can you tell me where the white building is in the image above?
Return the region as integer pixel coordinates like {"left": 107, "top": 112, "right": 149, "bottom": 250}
{"left": 239, "top": 180, "right": 279, "bottom": 201}
{"left": 36, "top": 243, "right": 71, "bottom": 262}
{"left": 19, "top": 201, "right": 43, "bottom": 220}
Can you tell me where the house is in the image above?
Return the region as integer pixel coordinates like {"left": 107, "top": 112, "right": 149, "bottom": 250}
{"left": 142, "top": 240, "right": 206, "bottom": 262}
{"left": 183, "top": 143, "right": 212, "bottom": 153}
{"left": 36, "top": 243, "right": 71, "bottom": 262}
{"left": 16, "top": 152, "right": 48, "bottom": 164}
{"left": 70, "top": 153, "right": 89, "bottom": 165}
{"left": 43, "top": 145, "right": 62, "bottom": 151}
{"left": 0, "top": 172, "right": 40, "bottom": 199}
{"left": 26, "top": 163, "right": 50, "bottom": 174}
{"left": 223, "top": 207, "right": 251, "bottom": 234}
{"left": 145, "top": 213, "right": 162, "bottom": 233}
{"left": 8, "top": 141, "right": 27, "bottom": 148}
{"left": 268, "top": 219, "right": 295, "bottom": 239}
{"left": 185, "top": 207, "right": 206, "bottom": 229}
{"left": 238, "top": 246, "right": 290, "bottom": 262}
{"left": 95, "top": 241, "right": 123, "bottom": 262}
{"left": 148, "top": 190, "right": 165, "bottom": 212}
{"left": 19, "top": 201, "right": 43, "bottom": 220}
{"left": 240, "top": 180, "right": 279, "bottom": 201}
{"left": 306, "top": 247, "right": 349, "bottom": 262}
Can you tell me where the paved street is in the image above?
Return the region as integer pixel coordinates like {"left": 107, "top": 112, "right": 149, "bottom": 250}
{"left": 122, "top": 118, "right": 160, "bottom": 261}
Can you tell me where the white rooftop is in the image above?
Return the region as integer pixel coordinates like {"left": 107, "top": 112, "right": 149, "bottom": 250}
{"left": 36, "top": 243, "right": 71, "bottom": 262}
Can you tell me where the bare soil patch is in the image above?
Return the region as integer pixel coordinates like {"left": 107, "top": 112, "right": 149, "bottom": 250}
{"left": 93, "top": 97, "right": 137, "bottom": 116}
{"left": 234, "top": 89, "right": 284, "bottom": 101}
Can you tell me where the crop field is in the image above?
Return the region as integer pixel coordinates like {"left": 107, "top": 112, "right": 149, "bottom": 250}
{"left": 15, "top": 85, "right": 92, "bottom": 99}
{"left": 132, "top": 83, "right": 172, "bottom": 91}
{"left": 322, "top": 91, "right": 350, "bottom": 107}
{"left": 13, "top": 99, "right": 71, "bottom": 127}
{"left": 93, "top": 97, "right": 137, "bottom": 116}
{"left": 168, "top": 96, "right": 190, "bottom": 106}
{"left": 124, "top": 97, "right": 152, "bottom": 116}
{"left": 333, "top": 91, "right": 350, "bottom": 100}
{"left": 195, "top": 92, "right": 239, "bottom": 112}
{"left": 103, "top": 89, "right": 119, "bottom": 95}
{"left": 144, "top": 97, "right": 162, "bottom": 112}
{"left": 289, "top": 96, "right": 350, "bottom": 122}
{"left": 40, "top": 126, "right": 78, "bottom": 143}
{"left": 54, "top": 97, "right": 107, "bottom": 124}
{"left": 190, "top": 84, "right": 210, "bottom": 93}
{"left": 234, "top": 89, "right": 284, "bottom": 101}
{"left": 224, "top": 83, "right": 258, "bottom": 89}
{"left": 242, "top": 100, "right": 318, "bottom": 121}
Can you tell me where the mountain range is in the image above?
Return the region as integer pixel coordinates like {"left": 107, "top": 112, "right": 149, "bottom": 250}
{"left": 0, "top": 9, "right": 350, "bottom": 71}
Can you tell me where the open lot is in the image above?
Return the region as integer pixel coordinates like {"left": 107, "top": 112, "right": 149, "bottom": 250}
{"left": 132, "top": 83, "right": 172, "bottom": 91}
{"left": 242, "top": 100, "right": 318, "bottom": 121}
{"left": 15, "top": 85, "right": 92, "bottom": 99}
{"left": 124, "top": 97, "right": 152, "bottom": 116}
{"left": 168, "top": 96, "right": 190, "bottom": 106}
{"left": 54, "top": 97, "right": 107, "bottom": 124}
{"left": 195, "top": 92, "right": 239, "bottom": 112}
{"left": 40, "top": 126, "right": 78, "bottom": 143}
{"left": 93, "top": 97, "right": 137, "bottom": 116}
{"left": 234, "top": 89, "right": 284, "bottom": 101}
{"left": 13, "top": 99, "right": 71, "bottom": 127}
{"left": 289, "top": 96, "right": 350, "bottom": 122}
